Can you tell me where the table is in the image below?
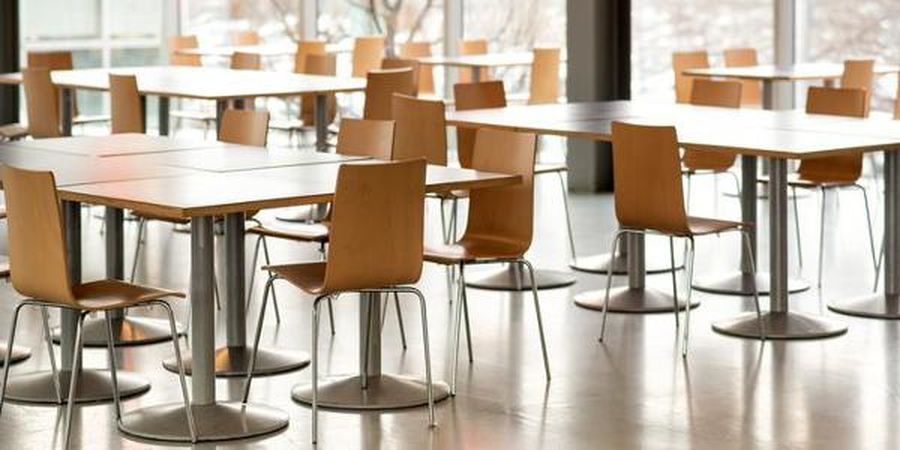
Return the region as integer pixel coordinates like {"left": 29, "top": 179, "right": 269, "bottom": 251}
{"left": 447, "top": 102, "right": 900, "bottom": 336}
{"left": 175, "top": 42, "right": 352, "bottom": 58}
{"left": 418, "top": 52, "right": 538, "bottom": 82}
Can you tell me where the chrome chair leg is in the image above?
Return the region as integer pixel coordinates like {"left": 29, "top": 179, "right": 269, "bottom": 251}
{"left": 156, "top": 300, "right": 197, "bottom": 442}
{"left": 450, "top": 265, "right": 466, "bottom": 396}
{"left": 856, "top": 183, "right": 878, "bottom": 271}
{"left": 599, "top": 231, "right": 625, "bottom": 342}
{"left": 409, "top": 287, "right": 436, "bottom": 427}
{"left": 741, "top": 229, "right": 765, "bottom": 340}
{"left": 875, "top": 237, "right": 885, "bottom": 292}
{"left": 668, "top": 236, "right": 680, "bottom": 330}
{"left": 440, "top": 199, "right": 454, "bottom": 303}
{"left": 128, "top": 217, "right": 147, "bottom": 282}
{"left": 727, "top": 171, "right": 742, "bottom": 197}
{"left": 246, "top": 234, "right": 263, "bottom": 308}
{"left": 40, "top": 306, "right": 62, "bottom": 403}
{"left": 103, "top": 311, "right": 122, "bottom": 421}
{"left": 243, "top": 277, "right": 274, "bottom": 403}
{"left": 64, "top": 312, "right": 87, "bottom": 448}
{"left": 681, "top": 238, "right": 696, "bottom": 357}
{"left": 459, "top": 267, "right": 473, "bottom": 363}
{"left": 556, "top": 170, "right": 577, "bottom": 261}
{"left": 685, "top": 173, "right": 692, "bottom": 209}
{"left": 361, "top": 296, "right": 375, "bottom": 390}
{"left": 791, "top": 186, "right": 803, "bottom": 270}
{"left": 520, "top": 259, "right": 551, "bottom": 381}
{"left": 393, "top": 292, "right": 407, "bottom": 350}
{"left": 311, "top": 296, "right": 324, "bottom": 445}
{"left": 213, "top": 272, "right": 222, "bottom": 311}
{"left": 0, "top": 303, "right": 27, "bottom": 415}
{"left": 260, "top": 236, "right": 281, "bottom": 324}
{"left": 818, "top": 187, "right": 828, "bottom": 288}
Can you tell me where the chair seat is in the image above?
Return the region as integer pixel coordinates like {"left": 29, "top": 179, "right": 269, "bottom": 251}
{"left": 132, "top": 210, "right": 191, "bottom": 225}
{"left": 757, "top": 173, "right": 857, "bottom": 188}
{"left": 685, "top": 216, "right": 746, "bottom": 236}
{"left": 72, "top": 279, "right": 184, "bottom": 311}
{"left": 73, "top": 114, "right": 111, "bottom": 125}
{"left": 0, "top": 123, "right": 28, "bottom": 140}
{"left": 424, "top": 237, "right": 527, "bottom": 265}
{"left": 248, "top": 222, "right": 330, "bottom": 243}
{"left": 535, "top": 162, "right": 568, "bottom": 175}
{"left": 264, "top": 261, "right": 327, "bottom": 295}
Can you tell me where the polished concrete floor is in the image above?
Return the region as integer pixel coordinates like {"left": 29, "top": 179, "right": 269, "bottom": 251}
{"left": 0, "top": 135, "right": 895, "bottom": 449}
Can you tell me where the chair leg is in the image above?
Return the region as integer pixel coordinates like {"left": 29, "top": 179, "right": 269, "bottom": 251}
{"left": 0, "top": 303, "right": 26, "bottom": 416}
{"left": 459, "top": 267, "right": 473, "bottom": 363}
{"left": 409, "top": 288, "right": 436, "bottom": 427}
{"left": 64, "top": 312, "right": 87, "bottom": 448}
{"left": 520, "top": 259, "right": 551, "bottom": 381}
{"left": 103, "top": 311, "right": 122, "bottom": 421}
{"left": 856, "top": 184, "right": 878, "bottom": 271}
{"left": 393, "top": 292, "right": 407, "bottom": 350}
{"left": 327, "top": 297, "right": 336, "bottom": 336}
{"left": 156, "top": 300, "right": 197, "bottom": 442}
{"left": 213, "top": 271, "right": 222, "bottom": 311}
{"left": 818, "top": 188, "right": 828, "bottom": 289}
{"left": 728, "top": 171, "right": 742, "bottom": 197}
{"left": 450, "top": 264, "right": 466, "bottom": 396}
{"left": 40, "top": 307, "right": 62, "bottom": 404}
{"left": 440, "top": 199, "right": 454, "bottom": 303}
{"left": 668, "top": 236, "right": 680, "bottom": 331}
{"left": 741, "top": 230, "right": 766, "bottom": 340}
{"left": 128, "top": 218, "right": 147, "bottom": 283}
{"left": 556, "top": 171, "right": 577, "bottom": 261}
{"left": 599, "top": 231, "right": 625, "bottom": 342}
{"left": 311, "top": 296, "right": 323, "bottom": 445}
{"left": 875, "top": 237, "right": 885, "bottom": 292}
{"left": 242, "top": 277, "right": 274, "bottom": 403}
{"left": 246, "top": 234, "right": 263, "bottom": 309}
{"left": 685, "top": 173, "right": 693, "bottom": 209}
{"left": 681, "top": 238, "right": 696, "bottom": 358}
{"left": 791, "top": 186, "right": 803, "bottom": 270}
{"left": 260, "top": 235, "right": 282, "bottom": 324}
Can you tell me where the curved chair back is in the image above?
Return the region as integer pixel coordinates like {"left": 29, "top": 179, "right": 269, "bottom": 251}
{"left": 363, "top": 68, "right": 416, "bottom": 120}
{"left": 462, "top": 129, "right": 537, "bottom": 256}
{"left": 336, "top": 118, "right": 395, "bottom": 160}
{"left": 300, "top": 53, "right": 338, "bottom": 126}
{"left": 27, "top": 51, "right": 79, "bottom": 117}
{"left": 682, "top": 78, "right": 742, "bottom": 171}
{"left": 352, "top": 36, "right": 386, "bottom": 78}
{"left": 391, "top": 94, "right": 447, "bottom": 165}
{"left": 219, "top": 109, "right": 270, "bottom": 147}
{"left": 723, "top": 47, "right": 762, "bottom": 106}
{"left": 453, "top": 80, "right": 507, "bottom": 169}
{"left": 323, "top": 159, "right": 426, "bottom": 292}
{"left": 1, "top": 166, "right": 76, "bottom": 304}
{"left": 294, "top": 40, "right": 327, "bottom": 74}
{"left": 23, "top": 68, "right": 61, "bottom": 139}
{"left": 529, "top": 48, "right": 560, "bottom": 104}
{"left": 109, "top": 74, "right": 144, "bottom": 134}
{"left": 399, "top": 41, "right": 435, "bottom": 94}
{"left": 233, "top": 30, "right": 261, "bottom": 46}
{"left": 381, "top": 58, "right": 421, "bottom": 96}
{"left": 169, "top": 35, "right": 202, "bottom": 66}
{"left": 672, "top": 51, "right": 709, "bottom": 103}
{"left": 797, "top": 87, "right": 868, "bottom": 183}
{"left": 231, "top": 52, "right": 261, "bottom": 70}
{"left": 459, "top": 39, "right": 489, "bottom": 82}
{"left": 611, "top": 121, "right": 690, "bottom": 235}
{"left": 841, "top": 59, "right": 875, "bottom": 91}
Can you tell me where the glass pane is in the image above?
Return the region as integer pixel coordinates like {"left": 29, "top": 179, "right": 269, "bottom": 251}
{"left": 110, "top": 1, "right": 163, "bottom": 40}
{"left": 183, "top": 0, "right": 303, "bottom": 46}
{"left": 464, "top": 0, "right": 566, "bottom": 51}
{"left": 318, "top": 0, "right": 444, "bottom": 47}
{"left": 21, "top": 0, "right": 101, "bottom": 41}
{"left": 631, "top": 0, "right": 774, "bottom": 101}
{"left": 72, "top": 50, "right": 104, "bottom": 117}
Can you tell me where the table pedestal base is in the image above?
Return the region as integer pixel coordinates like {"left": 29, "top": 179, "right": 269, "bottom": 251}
{"left": 163, "top": 346, "right": 309, "bottom": 377}
{"left": 574, "top": 286, "right": 699, "bottom": 313}
{"left": 828, "top": 293, "right": 900, "bottom": 319}
{"left": 465, "top": 266, "right": 576, "bottom": 291}
{"left": 0, "top": 343, "right": 31, "bottom": 366}
{"left": 712, "top": 311, "right": 847, "bottom": 340}
{"left": 5, "top": 369, "right": 150, "bottom": 404}
{"left": 693, "top": 271, "right": 810, "bottom": 296}
{"left": 119, "top": 402, "right": 288, "bottom": 443}
{"left": 52, "top": 316, "right": 184, "bottom": 347}
{"left": 570, "top": 252, "right": 683, "bottom": 275}
{"left": 291, "top": 374, "right": 451, "bottom": 410}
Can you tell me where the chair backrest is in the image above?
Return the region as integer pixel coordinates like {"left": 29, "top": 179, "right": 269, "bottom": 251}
{"left": 27, "top": 51, "right": 78, "bottom": 116}
{"left": 453, "top": 80, "right": 507, "bottom": 168}
{"left": 109, "top": 74, "right": 144, "bottom": 134}
{"left": 335, "top": 118, "right": 395, "bottom": 160}
{"left": 23, "top": 68, "right": 61, "bottom": 139}
{"left": 611, "top": 121, "right": 689, "bottom": 235}
{"left": 233, "top": 30, "right": 261, "bottom": 46}
{"left": 399, "top": 41, "right": 435, "bottom": 94}
{"left": 294, "top": 40, "right": 327, "bottom": 73}
{"left": 230, "top": 52, "right": 261, "bottom": 70}
{"left": 459, "top": 39, "right": 489, "bottom": 82}
{"left": 797, "top": 86, "right": 868, "bottom": 183}
{"left": 219, "top": 109, "right": 270, "bottom": 147}
{"left": 323, "top": 159, "right": 426, "bottom": 292}
{"left": 462, "top": 129, "right": 537, "bottom": 256}
{"left": 391, "top": 94, "right": 447, "bottom": 165}
{"left": 841, "top": 59, "right": 875, "bottom": 91}
{"left": 672, "top": 50, "right": 709, "bottom": 103}
{"left": 1, "top": 166, "right": 76, "bottom": 304}
{"left": 169, "top": 35, "right": 202, "bottom": 66}
{"left": 352, "top": 36, "right": 386, "bottom": 78}
{"left": 689, "top": 78, "right": 743, "bottom": 107}
{"left": 529, "top": 48, "right": 560, "bottom": 104}
{"left": 300, "top": 53, "right": 338, "bottom": 126}
{"left": 723, "top": 47, "right": 762, "bottom": 106}
{"left": 363, "top": 68, "right": 416, "bottom": 120}
{"left": 381, "top": 58, "right": 421, "bottom": 96}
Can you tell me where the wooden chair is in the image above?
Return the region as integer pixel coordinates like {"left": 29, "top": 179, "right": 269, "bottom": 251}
{"left": 391, "top": 94, "right": 447, "bottom": 164}
{"left": 381, "top": 58, "right": 421, "bottom": 96}
{"left": 723, "top": 48, "right": 762, "bottom": 107}
{"left": 682, "top": 78, "right": 743, "bottom": 205}
{"left": 27, "top": 51, "right": 110, "bottom": 129}
{"left": 352, "top": 36, "right": 386, "bottom": 78}
{"left": 363, "top": 68, "right": 416, "bottom": 121}
{"left": 22, "top": 68, "right": 61, "bottom": 139}
{"left": 169, "top": 35, "right": 202, "bottom": 67}
{"left": 230, "top": 51, "right": 261, "bottom": 70}
{"left": 672, "top": 51, "right": 709, "bottom": 103}
{"left": 400, "top": 41, "right": 436, "bottom": 95}
{"left": 424, "top": 128, "right": 548, "bottom": 393}
{"left": 242, "top": 159, "right": 435, "bottom": 445}
{"left": 233, "top": 30, "right": 261, "bottom": 46}
{"left": 528, "top": 48, "right": 561, "bottom": 104}
{"left": 459, "top": 39, "right": 489, "bottom": 82}
{"left": 599, "top": 121, "right": 763, "bottom": 355}
{"left": 0, "top": 166, "right": 194, "bottom": 446}
{"left": 109, "top": 74, "right": 144, "bottom": 134}
{"left": 293, "top": 40, "right": 327, "bottom": 74}
{"left": 841, "top": 59, "right": 875, "bottom": 115}
{"left": 271, "top": 52, "right": 338, "bottom": 143}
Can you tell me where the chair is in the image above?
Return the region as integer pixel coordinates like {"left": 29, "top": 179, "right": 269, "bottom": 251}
{"left": 352, "top": 36, "right": 386, "bottom": 78}
{"left": 293, "top": 40, "right": 327, "bottom": 74}
{"left": 598, "top": 121, "right": 763, "bottom": 356}
{"left": 841, "top": 59, "right": 875, "bottom": 115}
{"left": 424, "top": 128, "right": 549, "bottom": 394}
{"left": 22, "top": 68, "right": 61, "bottom": 139}
{"left": 459, "top": 39, "right": 489, "bottom": 82}
{"left": 27, "top": 51, "right": 110, "bottom": 129}
{"left": 392, "top": 94, "right": 447, "bottom": 164}
{"left": 778, "top": 87, "right": 876, "bottom": 288}
{"left": 682, "top": 78, "right": 743, "bottom": 205}
{"left": 723, "top": 48, "right": 762, "bottom": 107}
{"left": 672, "top": 50, "right": 709, "bottom": 103}
{"left": 233, "top": 30, "right": 261, "bottom": 46}
{"left": 169, "top": 35, "right": 202, "bottom": 67}
{"left": 528, "top": 48, "right": 561, "bottom": 104}
{"left": 0, "top": 166, "right": 194, "bottom": 446}
{"left": 381, "top": 58, "right": 421, "bottom": 96}
{"left": 109, "top": 74, "right": 144, "bottom": 134}
{"left": 399, "top": 41, "right": 436, "bottom": 95}
{"left": 271, "top": 53, "right": 339, "bottom": 143}
{"left": 231, "top": 51, "right": 261, "bottom": 70}
{"left": 242, "top": 159, "right": 435, "bottom": 445}
{"left": 362, "top": 68, "right": 416, "bottom": 121}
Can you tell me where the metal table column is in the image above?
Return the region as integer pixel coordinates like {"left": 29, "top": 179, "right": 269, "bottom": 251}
{"left": 120, "top": 216, "right": 289, "bottom": 443}
{"left": 158, "top": 96, "right": 170, "bottom": 136}
{"left": 6, "top": 201, "right": 150, "bottom": 403}
{"left": 713, "top": 158, "right": 847, "bottom": 339}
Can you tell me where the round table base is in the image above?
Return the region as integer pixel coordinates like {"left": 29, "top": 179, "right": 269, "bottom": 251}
{"left": 712, "top": 311, "right": 848, "bottom": 340}
{"left": 465, "top": 267, "right": 576, "bottom": 291}
{"left": 163, "top": 346, "right": 309, "bottom": 378}
{"left": 569, "top": 252, "right": 683, "bottom": 275}
{"left": 5, "top": 369, "right": 150, "bottom": 404}
{"left": 693, "top": 271, "right": 811, "bottom": 296}
{"left": 0, "top": 342, "right": 31, "bottom": 366}
{"left": 119, "top": 402, "right": 288, "bottom": 443}
{"left": 827, "top": 292, "right": 900, "bottom": 319}
{"left": 291, "top": 374, "right": 451, "bottom": 410}
{"left": 574, "top": 286, "right": 700, "bottom": 313}
{"left": 52, "top": 316, "right": 184, "bottom": 347}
